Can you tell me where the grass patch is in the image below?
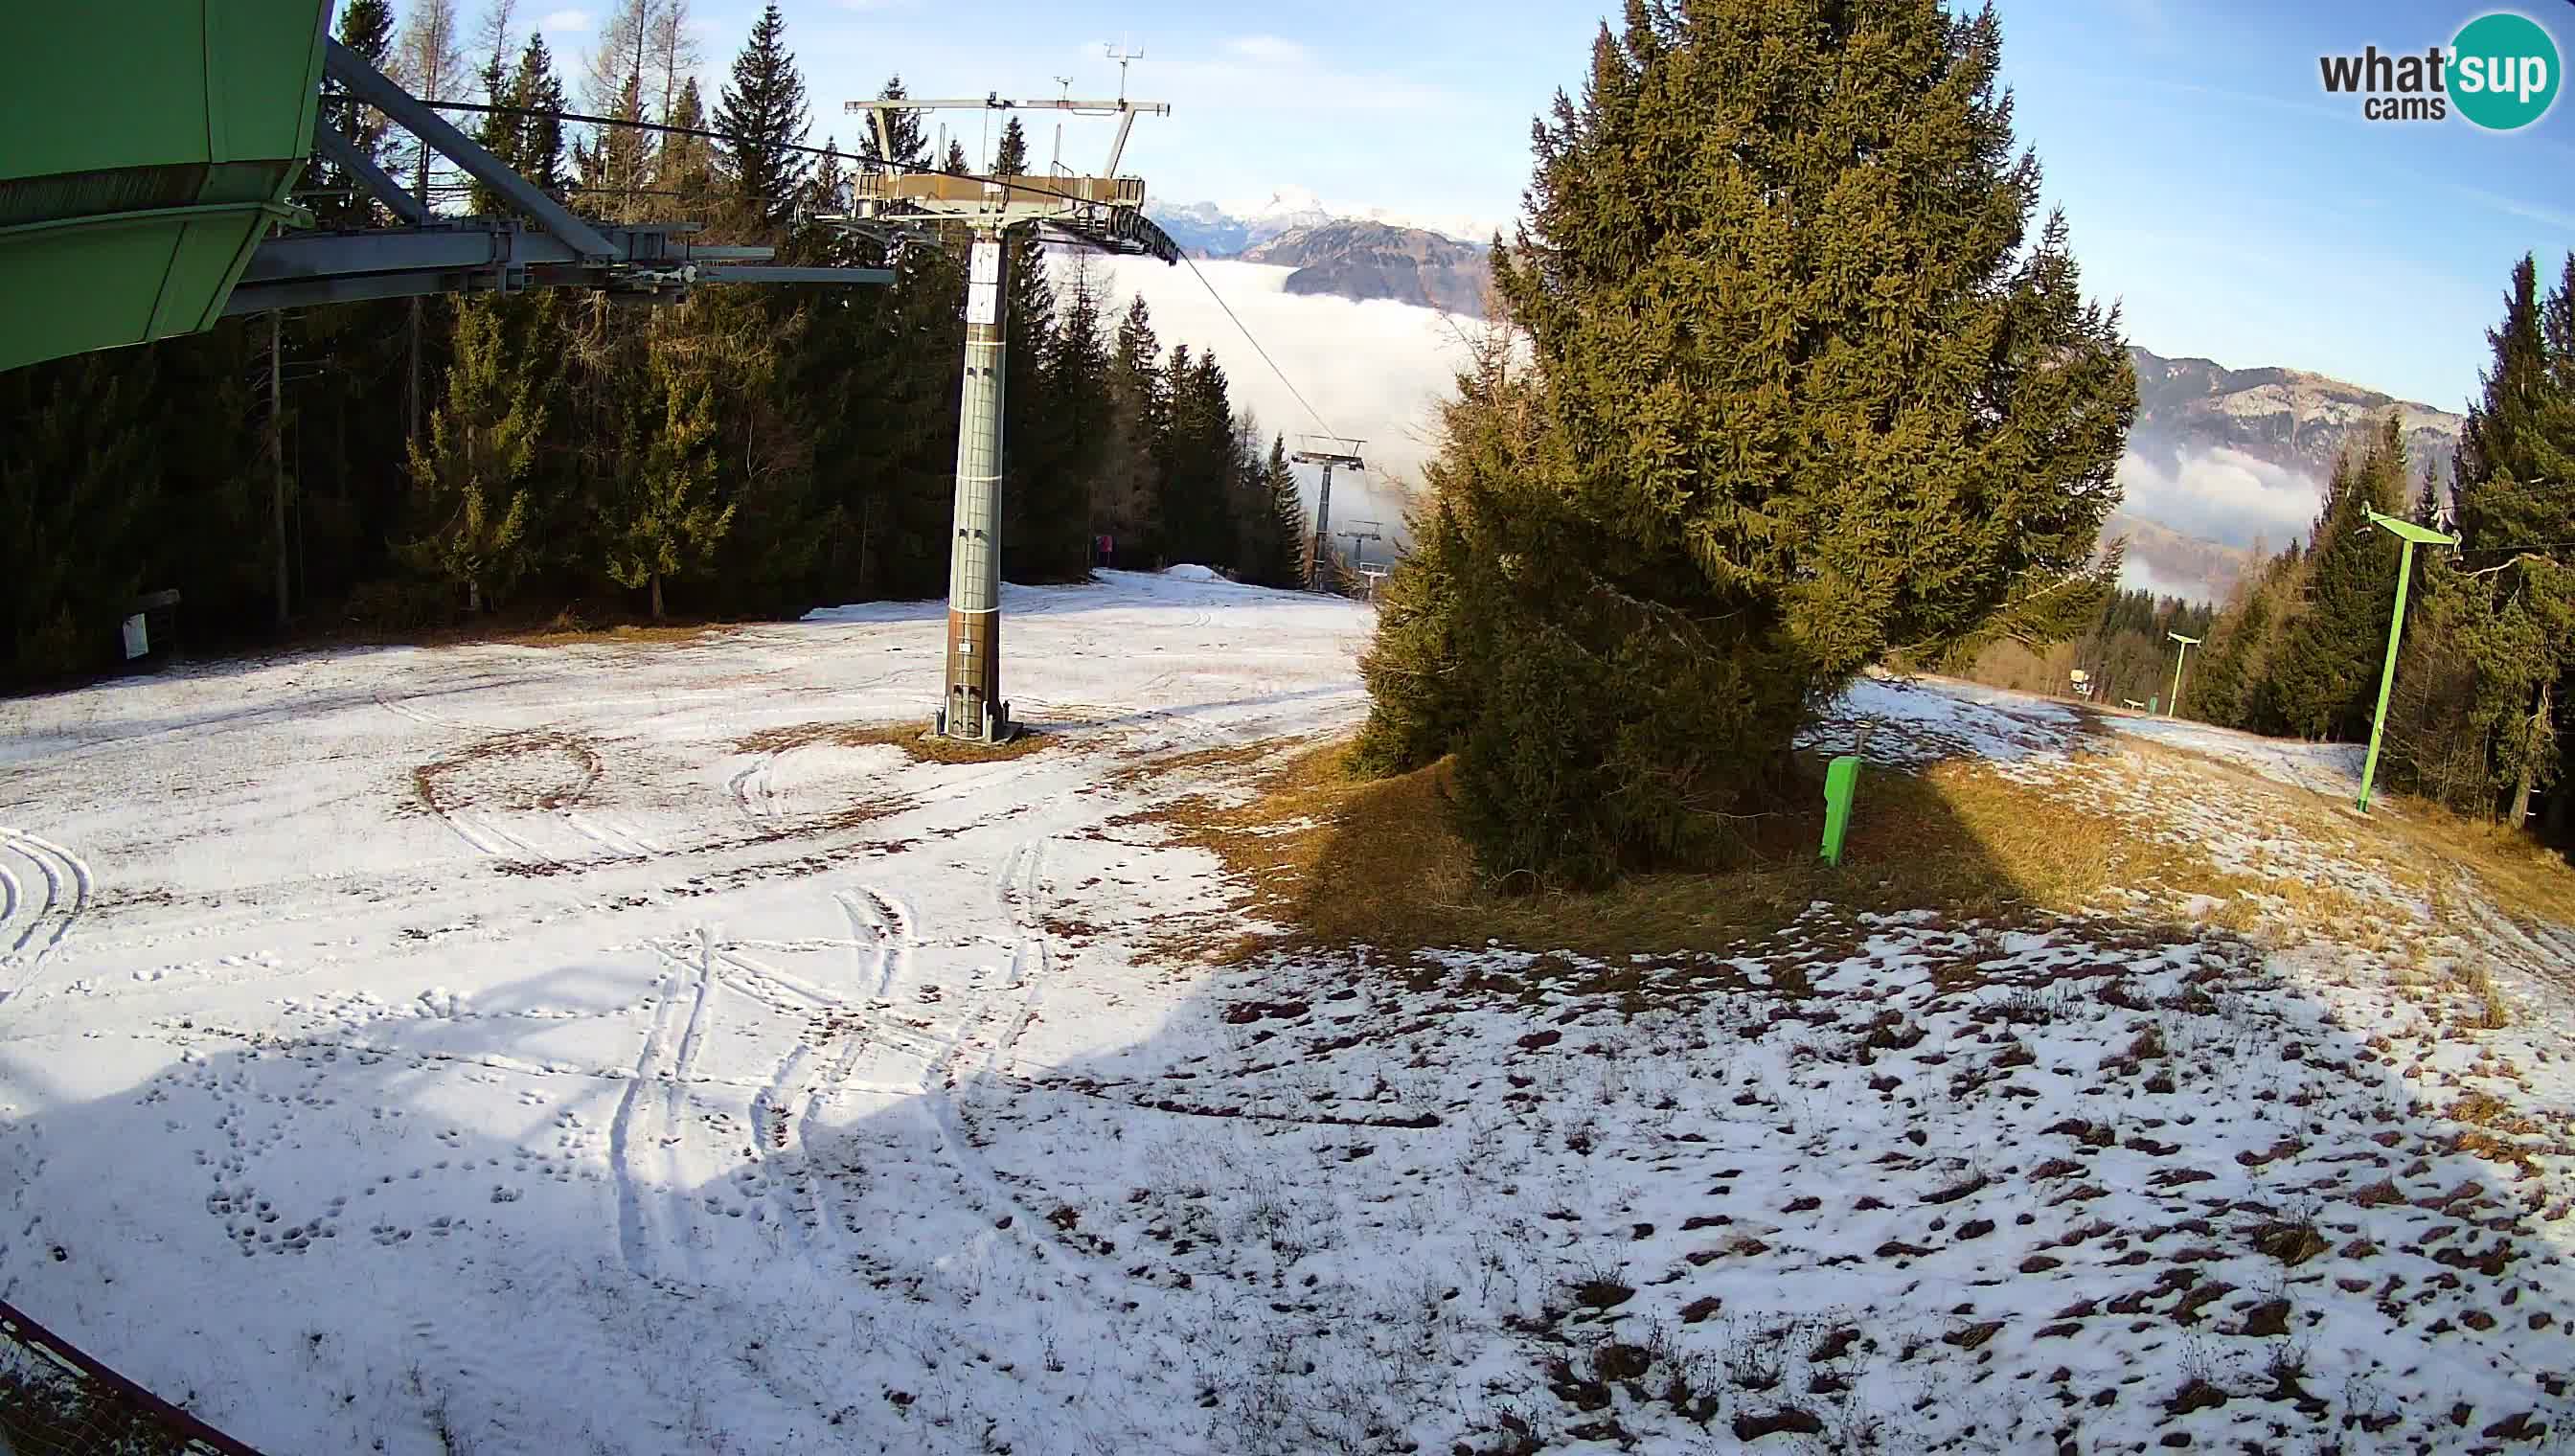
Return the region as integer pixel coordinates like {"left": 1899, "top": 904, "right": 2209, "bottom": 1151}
{"left": 1134, "top": 737, "right": 2266, "bottom": 967}
{"left": 736, "top": 721, "right": 1057, "bottom": 765}
{"left": 0, "top": 1351, "right": 193, "bottom": 1456}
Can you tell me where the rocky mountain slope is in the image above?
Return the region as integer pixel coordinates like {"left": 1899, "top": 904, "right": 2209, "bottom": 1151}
{"left": 1240, "top": 221, "right": 1490, "bottom": 316}
{"left": 2129, "top": 346, "right": 2465, "bottom": 487}
{"left": 2102, "top": 509, "right": 2258, "bottom": 602}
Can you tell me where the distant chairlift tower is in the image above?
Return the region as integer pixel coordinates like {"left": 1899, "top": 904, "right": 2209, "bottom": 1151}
{"left": 843, "top": 87, "right": 1179, "bottom": 743}
{"left": 1290, "top": 436, "right": 1367, "bottom": 590}
{"left": 1336, "top": 521, "right": 1384, "bottom": 581}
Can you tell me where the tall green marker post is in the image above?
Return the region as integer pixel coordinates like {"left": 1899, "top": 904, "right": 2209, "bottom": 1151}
{"left": 2165, "top": 632, "right": 2200, "bottom": 718}
{"left": 2355, "top": 509, "right": 2460, "bottom": 814}
{"left": 1819, "top": 755, "right": 1861, "bottom": 866}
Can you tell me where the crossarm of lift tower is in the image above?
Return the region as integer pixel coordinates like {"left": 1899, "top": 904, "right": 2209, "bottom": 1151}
{"left": 837, "top": 93, "right": 1183, "bottom": 263}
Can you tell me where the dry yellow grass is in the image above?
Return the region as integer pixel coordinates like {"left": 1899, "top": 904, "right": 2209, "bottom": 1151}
{"left": 736, "top": 721, "right": 1058, "bottom": 765}
{"left": 1136, "top": 737, "right": 2271, "bottom": 967}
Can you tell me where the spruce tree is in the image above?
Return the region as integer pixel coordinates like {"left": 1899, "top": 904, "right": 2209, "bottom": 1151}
{"left": 0, "top": 354, "right": 160, "bottom": 681}
{"left": 1250, "top": 434, "right": 1310, "bottom": 588}
{"left": 1095, "top": 293, "right": 1164, "bottom": 555}
{"left": 943, "top": 140, "right": 969, "bottom": 175}
{"left": 712, "top": 2, "right": 811, "bottom": 234}
{"left": 313, "top": 0, "right": 400, "bottom": 228}
{"left": 657, "top": 78, "right": 718, "bottom": 214}
{"left": 467, "top": 49, "right": 521, "bottom": 216}
{"left": 605, "top": 350, "right": 735, "bottom": 621}
{"left": 2450, "top": 253, "right": 2575, "bottom": 824}
{"left": 513, "top": 34, "right": 571, "bottom": 199}
{"left": 857, "top": 76, "right": 929, "bottom": 173}
{"left": 2268, "top": 420, "right": 2409, "bottom": 741}
{"left": 1356, "top": 0, "right": 2135, "bottom": 886}
{"left": 991, "top": 117, "right": 1030, "bottom": 177}
{"left": 402, "top": 302, "right": 541, "bottom": 612}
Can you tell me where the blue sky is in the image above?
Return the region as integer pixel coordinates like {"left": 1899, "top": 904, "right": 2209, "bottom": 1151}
{"left": 536, "top": 0, "right": 2573, "bottom": 409}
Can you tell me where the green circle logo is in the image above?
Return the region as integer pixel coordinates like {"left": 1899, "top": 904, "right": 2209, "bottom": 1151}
{"left": 2451, "top": 11, "right": 2561, "bottom": 130}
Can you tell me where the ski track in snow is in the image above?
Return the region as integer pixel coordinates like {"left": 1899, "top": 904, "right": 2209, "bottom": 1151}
{"left": 0, "top": 824, "right": 92, "bottom": 995}
{"left": 4, "top": 569, "right": 2569, "bottom": 1456}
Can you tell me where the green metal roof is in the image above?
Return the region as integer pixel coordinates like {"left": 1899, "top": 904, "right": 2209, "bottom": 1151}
{"left": 0, "top": 1, "right": 329, "bottom": 374}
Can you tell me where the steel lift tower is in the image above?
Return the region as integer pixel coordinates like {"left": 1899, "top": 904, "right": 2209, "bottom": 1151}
{"left": 844, "top": 87, "right": 1179, "bottom": 743}
{"left": 1290, "top": 436, "right": 1367, "bottom": 590}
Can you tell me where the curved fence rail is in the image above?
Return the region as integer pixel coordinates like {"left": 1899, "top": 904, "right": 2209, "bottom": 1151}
{"left": 0, "top": 1298, "right": 263, "bottom": 1456}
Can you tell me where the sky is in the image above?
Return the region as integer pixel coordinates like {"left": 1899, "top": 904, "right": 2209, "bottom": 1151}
{"left": 522, "top": 0, "right": 2575, "bottom": 414}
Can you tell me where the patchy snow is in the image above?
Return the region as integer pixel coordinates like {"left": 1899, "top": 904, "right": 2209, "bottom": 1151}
{"left": 1, "top": 588, "right": 2570, "bottom": 1455}
{"left": 2105, "top": 713, "right": 2370, "bottom": 798}
{"left": 1161, "top": 563, "right": 1224, "bottom": 582}
{"left": 1797, "top": 671, "right": 2080, "bottom": 768}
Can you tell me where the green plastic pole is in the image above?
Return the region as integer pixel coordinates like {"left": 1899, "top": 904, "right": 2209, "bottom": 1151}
{"left": 1820, "top": 755, "right": 1860, "bottom": 866}
{"left": 2356, "top": 537, "right": 2417, "bottom": 815}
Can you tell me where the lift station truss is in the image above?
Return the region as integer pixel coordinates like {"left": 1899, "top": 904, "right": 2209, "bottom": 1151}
{"left": 0, "top": 3, "right": 890, "bottom": 376}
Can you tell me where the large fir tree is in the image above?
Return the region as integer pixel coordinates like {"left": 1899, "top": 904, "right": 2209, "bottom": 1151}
{"left": 2267, "top": 420, "right": 2408, "bottom": 741}
{"left": 2449, "top": 253, "right": 2575, "bottom": 825}
{"left": 712, "top": 3, "right": 811, "bottom": 234}
{"left": 1356, "top": 0, "right": 2135, "bottom": 885}
{"left": 605, "top": 350, "right": 734, "bottom": 621}
{"left": 402, "top": 302, "right": 541, "bottom": 612}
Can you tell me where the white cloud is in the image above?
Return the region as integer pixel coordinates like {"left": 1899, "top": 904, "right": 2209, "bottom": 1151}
{"left": 2113, "top": 446, "right": 2320, "bottom": 550}
{"left": 1079, "top": 257, "right": 1477, "bottom": 538}
{"left": 1221, "top": 34, "right": 1310, "bottom": 66}
{"left": 536, "top": 8, "right": 592, "bottom": 34}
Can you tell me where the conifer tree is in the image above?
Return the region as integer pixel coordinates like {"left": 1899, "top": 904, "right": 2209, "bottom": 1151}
{"left": 2447, "top": 254, "right": 2575, "bottom": 824}
{"left": 0, "top": 354, "right": 160, "bottom": 679}
{"left": 657, "top": 78, "right": 718, "bottom": 214}
{"left": 943, "top": 140, "right": 969, "bottom": 175}
{"left": 402, "top": 302, "right": 541, "bottom": 612}
{"left": 313, "top": 0, "right": 400, "bottom": 228}
{"left": 467, "top": 41, "right": 521, "bottom": 216}
{"left": 1246, "top": 434, "right": 1310, "bottom": 588}
{"left": 1356, "top": 0, "right": 2135, "bottom": 885}
{"left": 1094, "top": 293, "right": 1164, "bottom": 553}
{"left": 513, "top": 34, "right": 571, "bottom": 199}
{"left": 713, "top": 2, "right": 810, "bottom": 234}
{"left": 1038, "top": 257, "right": 1116, "bottom": 576}
{"left": 857, "top": 76, "right": 929, "bottom": 173}
{"left": 605, "top": 351, "right": 734, "bottom": 621}
{"left": 991, "top": 117, "right": 1030, "bottom": 176}
{"left": 2268, "top": 420, "right": 2409, "bottom": 741}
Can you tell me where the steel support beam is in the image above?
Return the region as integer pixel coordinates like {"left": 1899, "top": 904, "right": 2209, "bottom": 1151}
{"left": 313, "top": 124, "right": 427, "bottom": 227}
{"left": 695, "top": 264, "right": 896, "bottom": 285}
{"left": 323, "top": 36, "right": 618, "bottom": 259}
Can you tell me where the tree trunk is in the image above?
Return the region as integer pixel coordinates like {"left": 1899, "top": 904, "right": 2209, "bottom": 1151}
{"left": 468, "top": 579, "right": 482, "bottom": 615}
{"left": 2509, "top": 678, "right": 2552, "bottom": 828}
{"left": 649, "top": 572, "right": 664, "bottom": 623}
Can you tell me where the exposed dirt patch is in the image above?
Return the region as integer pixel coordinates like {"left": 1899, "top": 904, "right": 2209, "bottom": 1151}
{"left": 414, "top": 730, "right": 601, "bottom": 815}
